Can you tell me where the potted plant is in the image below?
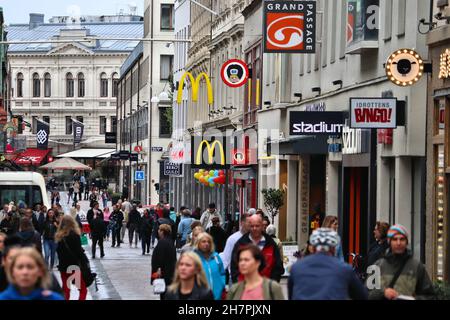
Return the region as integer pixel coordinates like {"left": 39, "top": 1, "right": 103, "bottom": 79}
{"left": 261, "top": 188, "right": 285, "bottom": 224}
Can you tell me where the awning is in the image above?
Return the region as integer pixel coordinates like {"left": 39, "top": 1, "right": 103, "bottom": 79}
{"left": 14, "top": 148, "right": 51, "bottom": 166}
{"left": 269, "top": 135, "right": 329, "bottom": 155}
{"left": 56, "top": 148, "right": 116, "bottom": 159}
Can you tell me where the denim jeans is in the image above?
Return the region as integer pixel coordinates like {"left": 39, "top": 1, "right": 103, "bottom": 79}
{"left": 44, "top": 240, "right": 57, "bottom": 269}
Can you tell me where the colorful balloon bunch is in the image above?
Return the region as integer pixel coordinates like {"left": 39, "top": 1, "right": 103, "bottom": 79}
{"left": 194, "top": 169, "right": 226, "bottom": 187}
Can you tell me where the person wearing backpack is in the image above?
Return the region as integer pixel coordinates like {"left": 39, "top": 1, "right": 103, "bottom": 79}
{"left": 367, "top": 224, "right": 434, "bottom": 300}
{"left": 228, "top": 244, "right": 284, "bottom": 300}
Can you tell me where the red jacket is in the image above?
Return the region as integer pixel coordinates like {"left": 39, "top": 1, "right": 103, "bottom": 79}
{"left": 230, "top": 232, "right": 284, "bottom": 283}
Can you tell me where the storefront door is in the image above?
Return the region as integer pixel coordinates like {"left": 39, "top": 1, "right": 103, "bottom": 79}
{"left": 343, "top": 167, "right": 369, "bottom": 263}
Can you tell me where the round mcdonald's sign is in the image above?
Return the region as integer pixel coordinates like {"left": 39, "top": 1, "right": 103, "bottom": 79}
{"left": 221, "top": 59, "right": 249, "bottom": 88}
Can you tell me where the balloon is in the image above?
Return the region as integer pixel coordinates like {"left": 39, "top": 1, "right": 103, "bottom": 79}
{"left": 209, "top": 182, "right": 215, "bottom": 187}
{"left": 194, "top": 173, "right": 200, "bottom": 180}
{"left": 218, "top": 170, "right": 224, "bottom": 176}
{"left": 199, "top": 169, "right": 205, "bottom": 173}
{"left": 214, "top": 170, "right": 219, "bottom": 176}
{"left": 209, "top": 170, "right": 215, "bottom": 176}
{"left": 204, "top": 171, "right": 210, "bottom": 176}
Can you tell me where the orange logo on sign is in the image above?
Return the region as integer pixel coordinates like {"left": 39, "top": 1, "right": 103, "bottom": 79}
{"left": 266, "top": 13, "right": 305, "bottom": 51}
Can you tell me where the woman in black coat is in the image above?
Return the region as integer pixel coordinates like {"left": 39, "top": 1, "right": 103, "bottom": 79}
{"left": 151, "top": 224, "right": 177, "bottom": 300}
{"left": 140, "top": 209, "right": 153, "bottom": 255}
{"left": 365, "top": 221, "right": 390, "bottom": 272}
{"left": 56, "top": 215, "right": 90, "bottom": 300}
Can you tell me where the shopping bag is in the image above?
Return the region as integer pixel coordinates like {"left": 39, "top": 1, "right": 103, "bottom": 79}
{"left": 81, "top": 233, "right": 88, "bottom": 246}
{"left": 153, "top": 278, "right": 166, "bottom": 294}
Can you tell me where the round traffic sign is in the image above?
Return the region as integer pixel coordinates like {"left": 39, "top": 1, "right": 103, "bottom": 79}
{"left": 221, "top": 59, "right": 249, "bottom": 88}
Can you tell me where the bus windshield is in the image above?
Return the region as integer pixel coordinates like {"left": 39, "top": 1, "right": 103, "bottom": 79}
{"left": 0, "top": 186, "right": 44, "bottom": 209}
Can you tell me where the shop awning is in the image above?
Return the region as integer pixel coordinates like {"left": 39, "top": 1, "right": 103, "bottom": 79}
{"left": 56, "top": 148, "right": 116, "bottom": 159}
{"left": 14, "top": 148, "right": 51, "bottom": 166}
{"left": 270, "top": 135, "right": 329, "bottom": 155}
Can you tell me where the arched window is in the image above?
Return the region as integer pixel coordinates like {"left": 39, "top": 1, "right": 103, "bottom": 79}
{"left": 112, "top": 73, "right": 119, "bottom": 98}
{"left": 17, "top": 73, "right": 24, "bottom": 97}
{"left": 66, "top": 73, "right": 74, "bottom": 97}
{"left": 100, "top": 72, "right": 108, "bottom": 97}
{"left": 32, "top": 73, "right": 40, "bottom": 97}
{"left": 78, "top": 73, "right": 85, "bottom": 97}
{"left": 44, "top": 73, "right": 51, "bottom": 97}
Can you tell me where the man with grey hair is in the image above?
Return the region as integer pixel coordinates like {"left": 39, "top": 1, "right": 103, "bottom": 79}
{"left": 248, "top": 208, "right": 257, "bottom": 216}
{"left": 288, "top": 228, "right": 368, "bottom": 300}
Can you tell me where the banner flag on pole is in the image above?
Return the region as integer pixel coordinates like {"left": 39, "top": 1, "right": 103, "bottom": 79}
{"left": 72, "top": 118, "right": 84, "bottom": 145}
{"left": 36, "top": 119, "right": 50, "bottom": 150}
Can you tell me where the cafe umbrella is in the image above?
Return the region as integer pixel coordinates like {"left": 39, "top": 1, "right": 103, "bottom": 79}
{"left": 39, "top": 157, "right": 92, "bottom": 171}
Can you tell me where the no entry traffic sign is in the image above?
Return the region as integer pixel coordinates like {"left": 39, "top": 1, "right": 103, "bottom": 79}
{"left": 221, "top": 59, "right": 249, "bottom": 88}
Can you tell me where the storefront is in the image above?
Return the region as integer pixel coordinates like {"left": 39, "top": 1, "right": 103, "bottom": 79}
{"left": 426, "top": 26, "right": 450, "bottom": 281}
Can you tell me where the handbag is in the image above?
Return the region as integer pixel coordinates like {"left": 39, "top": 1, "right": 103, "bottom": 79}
{"left": 62, "top": 238, "right": 96, "bottom": 287}
{"left": 153, "top": 278, "right": 166, "bottom": 294}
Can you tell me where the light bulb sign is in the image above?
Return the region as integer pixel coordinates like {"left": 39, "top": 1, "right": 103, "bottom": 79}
{"left": 350, "top": 98, "right": 397, "bottom": 129}
{"left": 385, "top": 49, "right": 424, "bottom": 87}
{"left": 221, "top": 59, "right": 249, "bottom": 88}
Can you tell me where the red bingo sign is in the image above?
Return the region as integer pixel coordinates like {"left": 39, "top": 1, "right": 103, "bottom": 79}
{"left": 221, "top": 59, "right": 249, "bottom": 88}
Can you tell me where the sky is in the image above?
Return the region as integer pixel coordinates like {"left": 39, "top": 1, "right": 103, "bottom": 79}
{"left": 0, "top": 0, "right": 144, "bottom": 24}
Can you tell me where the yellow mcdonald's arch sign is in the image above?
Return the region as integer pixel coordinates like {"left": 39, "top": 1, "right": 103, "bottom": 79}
{"left": 177, "top": 72, "right": 214, "bottom": 105}
{"left": 195, "top": 140, "right": 225, "bottom": 165}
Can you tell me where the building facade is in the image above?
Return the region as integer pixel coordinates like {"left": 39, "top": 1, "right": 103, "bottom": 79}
{"left": 7, "top": 14, "right": 143, "bottom": 160}
{"left": 257, "top": 0, "right": 429, "bottom": 264}
{"left": 117, "top": 0, "right": 174, "bottom": 204}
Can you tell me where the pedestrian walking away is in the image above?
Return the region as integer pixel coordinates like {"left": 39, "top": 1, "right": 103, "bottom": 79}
{"left": 206, "top": 216, "right": 227, "bottom": 254}
{"left": 151, "top": 224, "right": 177, "bottom": 300}
{"left": 110, "top": 205, "right": 124, "bottom": 248}
{"left": 165, "top": 251, "right": 214, "bottom": 300}
{"left": 56, "top": 215, "right": 92, "bottom": 300}
{"left": 140, "top": 209, "right": 153, "bottom": 255}
{"left": 127, "top": 204, "right": 141, "bottom": 248}
{"left": 178, "top": 209, "right": 194, "bottom": 248}
{"left": 288, "top": 228, "right": 368, "bottom": 300}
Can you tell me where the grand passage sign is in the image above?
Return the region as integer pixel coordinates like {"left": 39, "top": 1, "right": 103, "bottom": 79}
{"left": 263, "top": 1, "right": 316, "bottom": 53}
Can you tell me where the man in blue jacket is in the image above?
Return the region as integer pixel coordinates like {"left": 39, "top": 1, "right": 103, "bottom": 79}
{"left": 288, "top": 228, "right": 368, "bottom": 300}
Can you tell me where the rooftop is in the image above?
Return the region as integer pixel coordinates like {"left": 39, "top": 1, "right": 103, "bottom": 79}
{"left": 7, "top": 18, "right": 143, "bottom": 53}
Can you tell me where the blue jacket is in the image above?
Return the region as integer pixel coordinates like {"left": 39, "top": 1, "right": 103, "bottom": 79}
{"left": 0, "top": 285, "right": 64, "bottom": 300}
{"left": 288, "top": 253, "right": 368, "bottom": 300}
{"left": 195, "top": 250, "right": 225, "bottom": 300}
{"left": 178, "top": 216, "right": 193, "bottom": 241}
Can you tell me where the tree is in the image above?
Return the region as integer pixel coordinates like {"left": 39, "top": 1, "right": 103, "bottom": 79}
{"left": 262, "top": 188, "right": 285, "bottom": 224}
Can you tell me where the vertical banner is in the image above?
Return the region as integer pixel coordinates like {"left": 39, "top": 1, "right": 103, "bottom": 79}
{"left": 36, "top": 119, "right": 50, "bottom": 150}
{"left": 72, "top": 119, "right": 84, "bottom": 145}
{"left": 347, "top": 2, "right": 356, "bottom": 45}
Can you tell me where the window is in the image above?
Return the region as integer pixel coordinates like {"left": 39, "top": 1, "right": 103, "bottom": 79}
{"left": 66, "top": 73, "right": 74, "bottom": 97}
{"left": 111, "top": 116, "right": 117, "bottom": 133}
{"left": 346, "top": 0, "right": 379, "bottom": 48}
{"left": 44, "top": 73, "right": 51, "bottom": 97}
{"left": 78, "top": 73, "right": 85, "bottom": 97}
{"left": 160, "top": 55, "right": 173, "bottom": 81}
{"left": 32, "top": 73, "right": 40, "bottom": 98}
{"left": 161, "top": 4, "right": 174, "bottom": 30}
{"left": 43, "top": 116, "right": 50, "bottom": 126}
{"left": 66, "top": 116, "right": 72, "bottom": 135}
{"left": 159, "top": 107, "right": 172, "bottom": 137}
{"left": 100, "top": 116, "right": 107, "bottom": 134}
{"left": 112, "top": 73, "right": 119, "bottom": 97}
{"left": 100, "top": 73, "right": 108, "bottom": 97}
{"left": 17, "top": 73, "right": 24, "bottom": 98}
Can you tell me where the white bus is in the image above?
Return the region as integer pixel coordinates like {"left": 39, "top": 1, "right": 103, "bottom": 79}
{"left": 0, "top": 172, "right": 50, "bottom": 209}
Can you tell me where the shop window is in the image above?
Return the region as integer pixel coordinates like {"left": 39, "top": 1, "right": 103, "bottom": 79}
{"left": 346, "top": 0, "right": 379, "bottom": 54}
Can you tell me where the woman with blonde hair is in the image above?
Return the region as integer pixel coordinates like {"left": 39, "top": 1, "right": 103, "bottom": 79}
{"left": 165, "top": 251, "right": 214, "bottom": 300}
{"left": 322, "top": 215, "right": 344, "bottom": 262}
{"left": 194, "top": 232, "right": 225, "bottom": 300}
{"left": 55, "top": 215, "right": 91, "bottom": 300}
{"left": 0, "top": 247, "right": 63, "bottom": 300}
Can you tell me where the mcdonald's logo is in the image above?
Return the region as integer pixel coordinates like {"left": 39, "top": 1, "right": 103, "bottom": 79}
{"left": 196, "top": 140, "right": 225, "bottom": 165}
{"left": 177, "top": 72, "right": 214, "bottom": 105}
{"left": 191, "top": 136, "right": 229, "bottom": 169}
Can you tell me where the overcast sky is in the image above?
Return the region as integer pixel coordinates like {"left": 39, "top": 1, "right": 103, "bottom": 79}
{"left": 0, "top": 0, "right": 144, "bottom": 24}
